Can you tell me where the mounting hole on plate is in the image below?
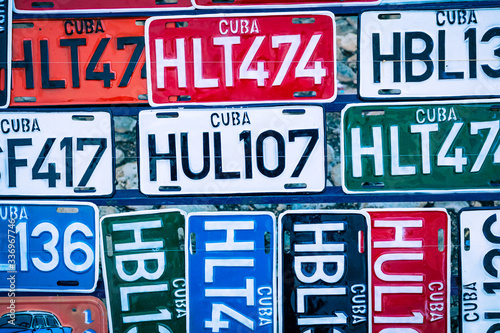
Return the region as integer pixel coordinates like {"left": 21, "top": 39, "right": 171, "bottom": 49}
{"left": 190, "top": 233, "right": 196, "bottom": 255}
{"left": 31, "top": 1, "right": 54, "bottom": 8}
{"left": 438, "top": 229, "right": 445, "bottom": 252}
{"left": 464, "top": 228, "right": 470, "bottom": 251}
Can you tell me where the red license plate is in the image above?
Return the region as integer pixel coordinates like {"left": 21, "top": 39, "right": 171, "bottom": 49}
{"left": 14, "top": 0, "right": 192, "bottom": 13}
{"left": 367, "top": 209, "right": 450, "bottom": 333}
{"left": 145, "top": 12, "right": 336, "bottom": 106}
{"left": 11, "top": 17, "right": 148, "bottom": 106}
{"left": 0, "top": 296, "right": 107, "bottom": 332}
{"left": 193, "top": 0, "right": 379, "bottom": 8}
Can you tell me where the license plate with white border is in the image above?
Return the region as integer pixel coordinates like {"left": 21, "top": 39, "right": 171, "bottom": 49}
{"left": 100, "top": 209, "right": 186, "bottom": 333}
{"left": 138, "top": 106, "right": 325, "bottom": 195}
{"left": 145, "top": 12, "right": 336, "bottom": 106}
{"left": 0, "top": 111, "right": 113, "bottom": 196}
{"left": 0, "top": 201, "right": 99, "bottom": 292}
{"left": 460, "top": 207, "right": 500, "bottom": 332}
{"left": 186, "top": 211, "right": 276, "bottom": 333}
{"left": 278, "top": 209, "right": 370, "bottom": 333}
{"left": 367, "top": 208, "right": 450, "bottom": 333}
{"left": 0, "top": 296, "right": 107, "bottom": 332}
{"left": 359, "top": 8, "right": 500, "bottom": 100}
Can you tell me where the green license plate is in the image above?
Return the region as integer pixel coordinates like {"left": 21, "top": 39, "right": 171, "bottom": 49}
{"left": 100, "top": 209, "right": 186, "bottom": 333}
{"left": 341, "top": 101, "right": 500, "bottom": 193}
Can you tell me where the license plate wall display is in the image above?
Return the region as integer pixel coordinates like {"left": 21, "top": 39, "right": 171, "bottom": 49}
{"left": 14, "top": 0, "right": 192, "bottom": 13}
{"left": 367, "top": 209, "right": 450, "bottom": 333}
{"left": 278, "top": 210, "right": 370, "bottom": 333}
{"left": 100, "top": 209, "right": 186, "bottom": 333}
{"left": 459, "top": 208, "right": 500, "bottom": 333}
{"left": 341, "top": 101, "right": 500, "bottom": 194}
{"left": 186, "top": 212, "right": 276, "bottom": 333}
{"left": 0, "top": 111, "right": 113, "bottom": 196}
{"left": 145, "top": 12, "right": 336, "bottom": 106}
{"left": 359, "top": 8, "right": 500, "bottom": 100}
{"left": 0, "top": 201, "right": 99, "bottom": 292}
{"left": 0, "top": 296, "right": 107, "bottom": 332}
{"left": 191, "top": 0, "right": 379, "bottom": 9}
{"left": 11, "top": 17, "right": 147, "bottom": 106}
{"left": 0, "top": 0, "right": 11, "bottom": 109}
{"left": 138, "top": 106, "right": 325, "bottom": 195}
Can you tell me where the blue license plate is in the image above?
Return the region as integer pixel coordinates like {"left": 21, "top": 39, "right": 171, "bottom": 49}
{"left": 187, "top": 212, "right": 276, "bottom": 333}
{"left": 0, "top": 201, "right": 99, "bottom": 292}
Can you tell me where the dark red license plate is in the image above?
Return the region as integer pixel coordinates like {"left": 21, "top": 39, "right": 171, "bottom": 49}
{"left": 368, "top": 209, "right": 451, "bottom": 333}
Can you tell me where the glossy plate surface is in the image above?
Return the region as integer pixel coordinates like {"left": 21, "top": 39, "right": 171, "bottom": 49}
{"left": 100, "top": 209, "right": 186, "bottom": 333}
{"left": 146, "top": 12, "right": 336, "bottom": 106}
{"left": 460, "top": 208, "right": 500, "bottom": 333}
{"left": 0, "top": 296, "right": 107, "bottom": 332}
{"left": 0, "top": 201, "right": 99, "bottom": 292}
{"left": 139, "top": 106, "right": 325, "bottom": 195}
{"left": 14, "top": 0, "right": 192, "bottom": 13}
{"left": 278, "top": 210, "right": 369, "bottom": 333}
{"left": 359, "top": 9, "right": 500, "bottom": 99}
{"left": 0, "top": 111, "right": 113, "bottom": 196}
{"left": 186, "top": 212, "right": 276, "bottom": 333}
{"left": 342, "top": 101, "right": 500, "bottom": 194}
{"left": 367, "top": 209, "right": 450, "bottom": 333}
{"left": 11, "top": 18, "right": 147, "bottom": 106}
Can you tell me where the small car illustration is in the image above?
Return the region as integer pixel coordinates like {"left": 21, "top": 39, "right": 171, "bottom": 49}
{"left": 0, "top": 311, "right": 72, "bottom": 333}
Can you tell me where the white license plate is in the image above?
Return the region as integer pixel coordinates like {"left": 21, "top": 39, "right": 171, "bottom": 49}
{"left": 0, "top": 111, "right": 113, "bottom": 196}
{"left": 460, "top": 208, "right": 500, "bottom": 332}
{"left": 359, "top": 8, "right": 500, "bottom": 99}
{"left": 138, "top": 106, "right": 325, "bottom": 195}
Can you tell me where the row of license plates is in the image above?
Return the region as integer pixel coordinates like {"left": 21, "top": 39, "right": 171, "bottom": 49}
{"left": 3, "top": 203, "right": 498, "bottom": 332}
{"left": 8, "top": 0, "right": 476, "bottom": 12}
{"left": 4, "top": 100, "right": 500, "bottom": 196}
{"left": 2, "top": 7, "right": 500, "bottom": 108}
